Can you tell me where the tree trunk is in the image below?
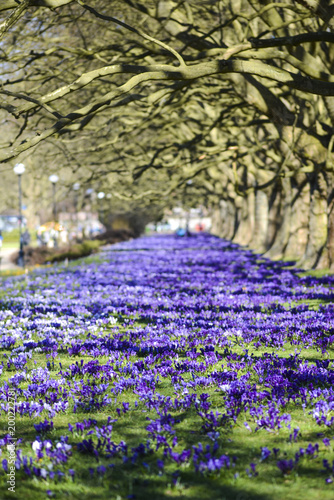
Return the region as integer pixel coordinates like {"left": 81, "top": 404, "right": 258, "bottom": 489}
{"left": 284, "top": 175, "right": 309, "bottom": 261}
{"left": 267, "top": 182, "right": 283, "bottom": 249}
{"left": 265, "top": 180, "right": 289, "bottom": 259}
{"left": 211, "top": 205, "right": 224, "bottom": 237}
{"left": 224, "top": 199, "right": 238, "bottom": 240}
{"left": 299, "top": 172, "right": 328, "bottom": 269}
{"left": 249, "top": 189, "right": 269, "bottom": 252}
{"left": 211, "top": 199, "right": 236, "bottom": 239}
{"left": 326, "top": 171, "right": 334, "bottom": 269}
{"left": 233, "top": 193, "right": 254, "bottom": 246}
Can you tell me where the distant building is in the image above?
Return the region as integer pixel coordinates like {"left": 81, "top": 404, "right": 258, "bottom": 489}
{"left": 58, "top": 210, "right": 104, "bottom": 239}
{"left": 147, "top": 207, "right": 212, "bottom": 233}
{"left": 0, "top": 210, "right": 27, "bottom": 231}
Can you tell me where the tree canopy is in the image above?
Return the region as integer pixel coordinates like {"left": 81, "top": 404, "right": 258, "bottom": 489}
{"left": 1, "top": 0, "right": 334, "bottom": 267}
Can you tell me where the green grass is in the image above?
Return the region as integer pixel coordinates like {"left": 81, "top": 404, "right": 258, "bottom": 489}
{"left": 47, "top": 240, "right": 102, "bottom": 263}
{"left": 0, "top": 264, "right": 55, "bottom": 279}
{"left": 298, "top": 269, "right": 334, "bottom": 278}
{"left": 1, "top": 229, "right": 37, "bottom": 249}
{"left": 1, "top": 327, "right": 334, "bottom": 500}
{"left": 0, "top": 241, "right": 104, "bottom": 279}
{"left": 0, "top": 277, "right": 334, "bottom": 498}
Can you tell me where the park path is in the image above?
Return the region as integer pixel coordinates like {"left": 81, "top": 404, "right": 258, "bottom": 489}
{"left": 0, "top": 247, "right": 17, "bottom": 271}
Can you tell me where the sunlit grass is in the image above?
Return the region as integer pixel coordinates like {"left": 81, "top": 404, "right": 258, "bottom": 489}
{"left": 0, "top": 249, "right": 334, "bottom": 499}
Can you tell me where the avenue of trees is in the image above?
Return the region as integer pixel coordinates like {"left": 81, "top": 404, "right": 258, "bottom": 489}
{"left": 1, "top": 0, "right": 334, "bottom": 268}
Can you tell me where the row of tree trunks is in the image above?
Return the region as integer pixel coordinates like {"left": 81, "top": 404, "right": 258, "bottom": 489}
{"left": 211, "top": 172, "right": 334, "bottom": 270}
{"left": 232, "top": 192, "right": 255, "bottom": 247}
{"left": 328, "top": 172, "right": 334, "bottom": 269}
{"left": 300, "top": 172, "right": 328, "bottom": 269}
{"left": 284, "top": 176, "right": 309, "bottom": 262}
{"left": 249, "top": 190, "right": 269, "bottom": 252}
{"left": 265, "top": 179, "right": 291, "bottom": 260}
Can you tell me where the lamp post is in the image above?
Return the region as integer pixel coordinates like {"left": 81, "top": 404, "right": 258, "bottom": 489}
{"left": 97, "top": 191, "right": 105, "bottom": 228}
{"left": 106, "top": 193, "right": 112, "bottom": 229}
{"left": 185, "top": 180, "right": 193, "bottom": 234}
{"left": 13, "top": 163, "right": 25, "bottom": 267}
{"left": 49, "top": 174, "right": 59, "bottom": 247}
{"left": 73, "top": 182, "right": 80, "bottom": 239}
{"left": 83, "top": 188, "right": 94, "bottom": 238}
{"left": 73, "top": 182, "right": 80, "bottom": 219}
{"left": 49, "top": 174, "right": 59, "bottom": 221}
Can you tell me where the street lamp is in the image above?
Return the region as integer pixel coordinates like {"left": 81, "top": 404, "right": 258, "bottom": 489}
{"left": 73, "top": 182, "right": 80, "bottom": 218}
{"left": 49, "top": 174, "right": 59, "bottom": 221}
{"left": 106, "top": 193, "right": 112, "bottom": 228}
{"left": 13, "top": 163, "right": 25, "bottom": 267}
{"left": 184, "top": 180, "right": 193, "bottom": 234}
{"left": 97, "top": 191, "right": 105, "bottom": 228}
{"left": 73, "top": 182, "right": 80, "bottom": 238}
{"left": 49, "top": 174, "right": 59, "bottom": 248}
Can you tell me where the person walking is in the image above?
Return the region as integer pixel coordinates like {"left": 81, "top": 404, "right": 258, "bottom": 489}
{"left": 22, "top": 229, "right": 31, "bottom": 246}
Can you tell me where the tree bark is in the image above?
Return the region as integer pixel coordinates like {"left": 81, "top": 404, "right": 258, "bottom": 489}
{"left": 265, "top": 181, "right": 286, "bottom": 258}
{"left": 211, "top": 205, "right": 224, "bottom": 237}
{"left": 233, "top": 193, "right": 255, "bottom": 246}
{"left": 299, "top": 172, "right": 328, "bottom": 269}
{"left": 326, "top": 171, "right": 334, "bottom": 269}
{"left": 284, "top": 175, "right": 309, "bottom": 262}
{"left": 222, "top": 200, "right": 237, "bottom": 240}
{"left": 249, "top": 189, "right": 269, "bottom": 252}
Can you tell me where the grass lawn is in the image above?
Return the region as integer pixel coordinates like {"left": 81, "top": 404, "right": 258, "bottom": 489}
{"left": 0, "top": 234, "right": 333, "bottom": 500}
{"left": 1, "top": 229, "right": 37, "bottom": 250}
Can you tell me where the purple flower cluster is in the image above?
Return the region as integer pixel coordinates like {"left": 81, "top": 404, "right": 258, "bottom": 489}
{"left": 0, "top": 233, "right": 334, "bottom": 492}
